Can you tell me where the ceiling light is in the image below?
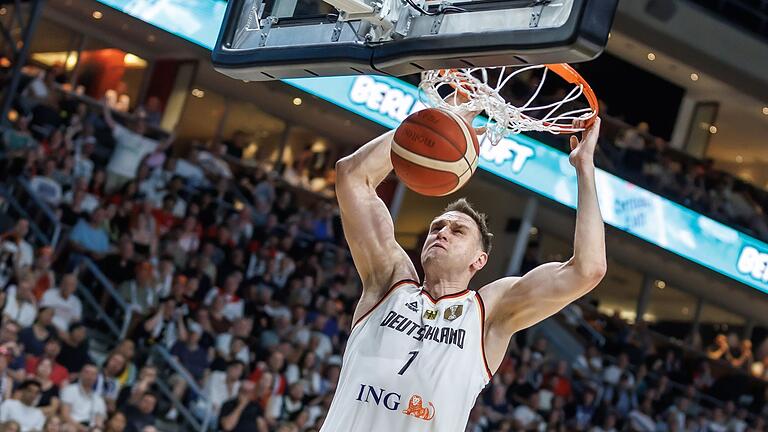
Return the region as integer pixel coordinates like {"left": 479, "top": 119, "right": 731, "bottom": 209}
{"left": 646, "top": 52, "right": 656, "bottom": 61}
{"left": 762, "top": 106, "right": 768, "bottom": 115}
{"left": 92, "top": 10, "right": 102, "bottom": 19}
{"left": 293, "top": 97, "right": 302, "bottom": 106}
{"left": 709, "top": 125, "right": 717, "bottom": 134}
{"left": 736, "top": 155, "right": 743, "bottom": 163}
{"left": 123, "top": 53, "right": 146, "bottom": 67}
{"left": 191, "top": 88, "right": 205, "bottom": 98}
{"left": 147, "top": 35, "right": 156, "bottom": 42}
{"left": 0, "top": 8, "right": 7, "bottom": 15}
{"left": 654, "top": 280, "right": 666, "bottom": 289}
{"left": 690, "top": 73, "right": 699, "bottom": 81}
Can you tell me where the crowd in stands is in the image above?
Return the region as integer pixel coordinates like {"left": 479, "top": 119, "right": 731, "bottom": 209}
{"left": 0, "top": 66, "right": 765, "bottom": 432}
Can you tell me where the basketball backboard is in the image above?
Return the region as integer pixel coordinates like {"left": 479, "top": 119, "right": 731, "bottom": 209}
{"left": 212, "top": 0, "right": 618, "bottom": 81}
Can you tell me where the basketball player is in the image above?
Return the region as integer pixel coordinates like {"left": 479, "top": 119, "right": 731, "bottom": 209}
{"left": 320, "top": 105, "right": 606, "bottom": 431}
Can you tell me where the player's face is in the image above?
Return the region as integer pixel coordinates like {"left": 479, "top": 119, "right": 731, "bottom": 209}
{"left": 421, "top": 211, "right": 487, "bottom": 273}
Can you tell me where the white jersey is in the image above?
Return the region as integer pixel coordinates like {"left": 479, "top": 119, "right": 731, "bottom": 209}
{"left": 320, "top": 280, "right": 491, "bottom": 432}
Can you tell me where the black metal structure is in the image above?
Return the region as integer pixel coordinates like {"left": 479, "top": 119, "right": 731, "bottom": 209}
{"left": 0, "top": 0, "right": 46, "bottom": 125}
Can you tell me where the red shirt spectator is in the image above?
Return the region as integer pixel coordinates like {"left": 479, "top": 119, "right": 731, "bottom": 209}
{"left": 26, "top": 355, "right": 69, "bottom": 386}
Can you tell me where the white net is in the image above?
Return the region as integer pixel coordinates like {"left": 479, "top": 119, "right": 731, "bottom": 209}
{"left": 419, "top": 65, "right": 596, "bottom": 145}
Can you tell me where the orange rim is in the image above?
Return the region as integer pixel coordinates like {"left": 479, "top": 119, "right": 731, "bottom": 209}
{"left": 436, "top": 63, "right": 599, "bottom": 129}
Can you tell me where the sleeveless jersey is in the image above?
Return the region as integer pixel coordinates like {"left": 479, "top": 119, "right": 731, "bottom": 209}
{"left": 320, "top": 280, "right": 492, "bottom": 432}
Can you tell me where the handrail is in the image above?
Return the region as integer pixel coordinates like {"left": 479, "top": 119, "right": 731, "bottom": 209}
{"left": 16, "top": 178, "right": 61, "bottom": 246}
{"left": 151, "top": 345, "right": 214, "bottom": 431}
{"left": 559, "top": 303, "right": 606, "bottom": 347}
{"left": 80, "top": 257, "right": 132, "bottom": 339}
{"left": 75, "top": 281, "right": 121, "bottom": 337}
{"left": 0, "top": 185, "right": 50, "bottom": 245}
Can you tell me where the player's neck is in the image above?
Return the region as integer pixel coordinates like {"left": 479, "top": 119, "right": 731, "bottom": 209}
{"left": 422, "top": 275, "right": 469, "bottom": 299}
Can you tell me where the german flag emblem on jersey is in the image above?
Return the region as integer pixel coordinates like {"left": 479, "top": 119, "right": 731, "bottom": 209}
{"left": 423, "top": 309, "right": 437, "bottom": 320}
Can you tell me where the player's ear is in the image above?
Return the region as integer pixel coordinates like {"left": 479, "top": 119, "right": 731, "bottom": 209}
{"left": 471, "top": 252, "right": 488, "bottom": 272}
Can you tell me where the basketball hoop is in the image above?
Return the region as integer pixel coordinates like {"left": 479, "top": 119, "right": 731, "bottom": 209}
{"left": 419, "top": 63, "right": 599, "bottom": 145}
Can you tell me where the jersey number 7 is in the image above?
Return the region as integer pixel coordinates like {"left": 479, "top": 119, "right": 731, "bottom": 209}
{"left": 398, "top": 351, "right": 419, "bottom": 375}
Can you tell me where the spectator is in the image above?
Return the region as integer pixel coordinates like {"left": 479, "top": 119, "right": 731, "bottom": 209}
{"left": 3, "top": 274, "right": 38, "bottom": 327}
{"left": 204, "top": 272, "right": 245, "bottom": 322}
{"left": 138, "top": 296, "right": 182, "bottom": 348}
{"left": 18, "top": 307, "right": 55, "bottom": 357}
{"left": 116, "top": 366, "right": 157, "bottom": 410}
{"left": 30, "top": 358, "right": 60, "bottom": 417}
{"left": 0, "top": 220, "right": 33, "bottom": 276}
{"left": 40, "top": 274, "right": 82, "bottom": 334}
{"left": 97, "top": 237, "right": 136, "bottom": 287}
{"left": 512, "top": 392, "right": 544, "bottom": 431}
{"left": 95, "top": 352, "right": 127, "bottom": 412}
{"left": 60, "top": 363, "right": 106, "bottom": 430}
{"left": 119, "top": 262, "right": 160, "bottom": 318}
{"left": 101, "top": 103, "right": 162, "bottom": 193}
{"left": 30, "top": 247, "right": 55, "bottom": 301}
{"left": 104, "top": 411, "right": 127, "bottom": 432}
{"left": 24, "top": 337, "right": 68, "bottom": 386}
{"left": 68, "top": 209, "right": 111, "bottom": 260}
{"left": 57, "top": 323, "right": 91, "bottom": 374}
{"left": 166, "top": 322, "right": 209, "bottom": 421}
{"left": 113, "top": 340, "right": 137, "bottom": 387}
{"left": 203, "top": 360, "right": 244, "bottom": 416}
{"left": 219, "top": 380, "right": 269, "bottom": 432}
{"left": 566, "top": 388, "right": 598, "bottom": 431}
{"left": 0, "top": 379, "right": 45, "bottom": 432}
{"left": 122, "top": 392, "right": 157, "bottom": 432}
{"left": 603, "top": 353, "right": 633, "bottom": 387}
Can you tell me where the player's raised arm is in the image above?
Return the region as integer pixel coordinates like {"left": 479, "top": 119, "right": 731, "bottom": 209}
{"left": 481, "top": 117, "right": 607, "bottom": 340}
{"left": 335, "top": 130, "right": 418, "bottom": 294}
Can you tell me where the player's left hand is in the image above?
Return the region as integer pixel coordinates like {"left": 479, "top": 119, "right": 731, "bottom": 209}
{"left": 443, "top": 90, "right": 485, "bottom": 136}
{"left": 568, "top": 116, "right": 601, "bottom": 169}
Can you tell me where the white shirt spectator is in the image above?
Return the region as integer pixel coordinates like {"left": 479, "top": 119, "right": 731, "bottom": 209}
{"left": 40, "top": 288, "right": 83, "bottom": 332}
{"left": 0, "top": 399, "right": 45, "bottom": 432}
{"left": 203, "top": 289, "right": 244, "bottom": 322}
{"left": 106, "top": 124, "right": 159, "bottom": 179}
{"left": 284, "top": 364, "right": 322, "bottom": 396}
{"left": 61, "top": 190, "right": 100, "bottom": 214}
{"left": 0, "top": 239, "right": 33, "bottom": 270}
{"left": 3, "top": 285, "right": 37, "bottom": 327}
{"left": 174, "top": 159, "right": 207, "bottom": 186}
{"left": 196, "top": 151, "right": 232, "bottom": 179}
{"left": 60, "top": 382, "right": 107, "bottom": 426}
{"left": 29, "top": 176, "right": 63, "bottom": 206}
{"left": 203, "top": 371, "right": 240, "bottom": 413}
{"left": 215, "top": 333, "right": 251, "bottom": 366}
{"left": 628, "top": 408, "right": 655, "bottom": 432}
{"left": 589, "top": 426, "right": 617, "bottom": 432}
{"left": 73, "top": 141, "right": 95, "bottom": 181}
{"left": 603, "top": 365, "right": 633, "bottom": 387}
{"left": 512, "top": 404, "right": 542, "bottom": 430}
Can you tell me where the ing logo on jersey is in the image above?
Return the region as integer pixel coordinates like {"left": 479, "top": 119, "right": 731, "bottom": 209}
{"left": 354, "top": 384, "right": 435, "bottom": 422}
{"left": 405, "top": 301, "right": 418, "bottom": 312}
{"left": 402, "top": 395, "right": 435, "bottom": 421}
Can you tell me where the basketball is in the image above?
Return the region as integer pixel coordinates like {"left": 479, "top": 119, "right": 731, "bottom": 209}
{"left": 391, "top": 108, "right": 480, "bottom": 197}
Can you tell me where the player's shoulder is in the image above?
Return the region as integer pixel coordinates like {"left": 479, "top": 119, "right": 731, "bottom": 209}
{"left": 476, "top": 276, "right": 522, "bottom": 306}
